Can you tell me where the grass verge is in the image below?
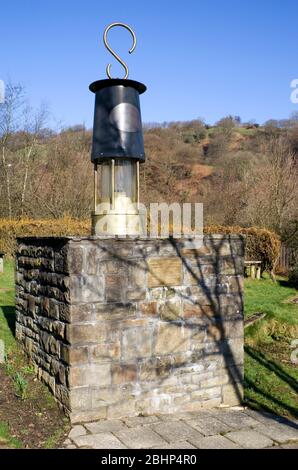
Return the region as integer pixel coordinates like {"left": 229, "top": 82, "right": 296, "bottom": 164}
{"left": 0, "top": 260, "right": 70, "bottom": 448}
{"left": 244, "top": 275, "right": 298, "bottom": 418}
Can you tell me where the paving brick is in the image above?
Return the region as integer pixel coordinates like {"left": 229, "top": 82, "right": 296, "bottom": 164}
{"left": 152, "top": 421, "right": 204, "bottom": 443}
{"left": 124, "top": 416, "right": 161, "bottom": 427}
{"left": 161, "top": 410, "right": 210, "bottom": 422}
{"left": 65, "top": 409, "right": 298, "bottom": 450}
{"left": 254, "top": 422, "right": 298, "bottom": 444}
{"left": 68, "top": 425, "right": 87, "bottom": 439}
{"left": 190, "top": 434, "right": 241, "bottom": 449}
{"left": 244, "top": 408, "right": 298, "bottom": 427}
{"left": 225, "top": 429, "right": 274, "bottom": 449}
{"left": 186, "top": 416, "right": 231, "bottom": 436}
{"left": 84, "top": 420, "right": 127, "bottom": 434}
{"left": 114, "top": 427, "right": 167, "bottom": 449}
{"left": 215, "top": 409, "right": 260, "bottom": 429}
{"left": 63, "top": 439, "right": 72, "bottom": 446}
{"left": 73, "top": 432, "right": 127, "bottom": 449}
{"left": 281, "top": 443, "right": 298, "bottom": 449}
{"left": 151, "top": 442, "right": 197, "bottom": 449}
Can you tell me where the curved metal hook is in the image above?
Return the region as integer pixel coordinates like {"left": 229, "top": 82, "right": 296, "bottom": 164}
{"left": 103, "top": 22, "right": 136, "bottom": 79}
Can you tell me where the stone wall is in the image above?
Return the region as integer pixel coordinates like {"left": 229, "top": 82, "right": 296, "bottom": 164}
{"left": 15, "top": 235, "right": 244, "bottom": 423}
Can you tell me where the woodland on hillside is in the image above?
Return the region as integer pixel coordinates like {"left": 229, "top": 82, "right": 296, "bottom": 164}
{"left": 0, "top": 83, "right": 298, "bottom": 248}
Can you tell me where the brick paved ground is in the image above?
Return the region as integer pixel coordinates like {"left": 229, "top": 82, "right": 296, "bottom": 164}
{"left": 62, "top": 406, "right": 298, "bottom": 449}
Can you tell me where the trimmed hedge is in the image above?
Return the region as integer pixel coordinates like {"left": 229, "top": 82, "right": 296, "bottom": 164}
{"left": 0, "top": 219, "right": 280, "bottom": 276}
{"left": 204, "top": 225, "right": 280, "bottom": 276}
{"left": 0, "top": 217, "right": 90, "bottom": 258}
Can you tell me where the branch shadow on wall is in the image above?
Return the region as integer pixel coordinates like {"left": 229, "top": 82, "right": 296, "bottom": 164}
{"left": 97, "top": 234, "right": 244, "bottom": 408}
{"left": 99, "top": 234, "right": 297, "bottom": 424}
{"left": 168, "top": 235, "right": 244, "bottom": 403}
{"left": 12, "top": 234, "right": 298, "bottom": 427}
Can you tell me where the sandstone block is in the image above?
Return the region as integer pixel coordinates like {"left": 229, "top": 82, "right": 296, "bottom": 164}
{"left": 66, "top": 323, "right": 106, "bottom": 345}
{"left": 91, "top": 386, "right": 123, "bottom": 406}
{"left": 67, "top": 245, "right": 84, "bottom": 274}
{"left": 121, "top": 327, "right": 153, "bottom": 360}
{"left": 107, "top": 399, "right": 136, "bottom": 419}
{"left": 112, "top": 364, "right": 137, "bottom": 384}
{"left": 70, "top": 407, "right": 107, "bottom": 424}
{"left": 90, "top": 342, "right": 120, "bottom": 362}
{"left": 61, "top": 344, "right": 89, "bottom": 365}
{"left": 94, "top": 302, "right": 136, "bottom": 320}
{"left": 183, "top": 397, "right": 222, "bottom": 412}
{"left": 222, "top": 383, "right": 243, "bottom": 405}
{"left": 139, "top": 356, "right": 172, "bottom": 382}
{"left": 69, "top": 386, "right": 91, "bottom": 410}
{"left": 148, "top": 257, "right": 182, "bottom": 287}
{"left": 105, "top": 274, "right": 127, "bottom": 302}
{"left": 70, "top": 274, "right": 105, "bottom": 303}
{"left": 69, "top": 363, "right": 111, "bottom": 387}
{"left": 155, "top": 323, "right": 190, "bottom": 355}
{"left": 160, "top": 300, "right": 181, "bottom": 321}
{"left": 140, "top": 301, "right": 158, "bottom": 316}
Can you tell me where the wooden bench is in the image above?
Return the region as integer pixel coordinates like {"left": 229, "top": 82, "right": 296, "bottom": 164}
{"left": 244, "top": 260, "right": 261, "bottom": 279}
{"left": 0, "top": 252, "right": 4, "bottom": 274}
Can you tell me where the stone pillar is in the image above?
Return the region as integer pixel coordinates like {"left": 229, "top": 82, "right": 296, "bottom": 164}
{"left": 15, "top": 235, "right": 244, "bottom": 423}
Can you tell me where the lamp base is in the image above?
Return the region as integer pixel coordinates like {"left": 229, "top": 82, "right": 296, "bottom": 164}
{"left": 91, "top": 212, "right": 146, "bottom": 236}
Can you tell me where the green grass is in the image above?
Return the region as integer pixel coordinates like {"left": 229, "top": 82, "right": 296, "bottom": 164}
{"left": 0, "top": 422, "right": 22, "bottom": 448}
{"left": 206, "top": 126, "right": 260, "bottom": 137}
{"left": 235, "top": 127, "right": 259, "bottom": 136}
{"left": 43, "top": 425, "right": 67, "bottom": 449}
{"left": 244, "top": 275, "right": 298, "bottom": 418}
{"left": 245, "top": 274, "right": 298, "bottom": 324}
{"left": 0, "top": 260, "right": 16, "bottom": 353}
{"left": 0, "top": 260, "right": 69, "bottom": 448}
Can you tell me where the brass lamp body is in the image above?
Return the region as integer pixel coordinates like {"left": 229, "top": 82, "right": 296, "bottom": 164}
{"left": 89, "top": 79, "right": 147, "bottom": 236}
{"left": 92, "top": 158, "right": 146, "bottom": 236}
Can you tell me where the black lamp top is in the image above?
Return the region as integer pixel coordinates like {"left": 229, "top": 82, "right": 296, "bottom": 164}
{"left": 89, "top": 23, "right": 147, "bottom": 163}
{"left": 89, "top": 78, "right": 146, "bottom": 95}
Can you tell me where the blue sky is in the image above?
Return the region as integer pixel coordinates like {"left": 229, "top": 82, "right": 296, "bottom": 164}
{"left": 1, "top": 0, "right": 298, "bottom": 128}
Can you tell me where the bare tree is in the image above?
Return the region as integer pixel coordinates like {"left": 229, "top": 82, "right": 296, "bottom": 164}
{"left": 0, "top": 83, "right": 25, "bottom": 218}
{"left": 243, "top": 137, "right": 297, "bottom": 234}
{"left": 19, "top": 103, "right": 48, "bottom": 216}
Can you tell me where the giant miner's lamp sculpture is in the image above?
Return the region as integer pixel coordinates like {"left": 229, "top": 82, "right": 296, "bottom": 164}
{"left": 90, "top": 23, "right": 146, "bottom": 236}
{"left": 15, "top": 24, "right": 244, "bottom": 422}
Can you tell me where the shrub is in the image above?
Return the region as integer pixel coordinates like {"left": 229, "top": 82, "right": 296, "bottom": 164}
{"left": 0, "top": 217, "right": 90, "bottom": 258}
{"left": 204, "top": 225, "right": 281, "bottom": 277}
{"left": 288, "top": 265, "right": 298, "bottom": 289}
{"left": 0, "top": 219, "right": 281, "bottom": 278}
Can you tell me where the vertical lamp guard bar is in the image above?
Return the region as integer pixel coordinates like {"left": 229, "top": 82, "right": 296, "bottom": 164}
{"left": 94, "top": 163, "right": 98, "bottom": 212}
{"left": 137, "top": 160, "right": 140, "bottom": 209}
{"left": 111, "top": 159, "right": 115, "bottom": 210}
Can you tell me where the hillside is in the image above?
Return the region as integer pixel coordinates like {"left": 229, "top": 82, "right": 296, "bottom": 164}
{"left": 0, "top": 115, "right": 297, "bottom": 247}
